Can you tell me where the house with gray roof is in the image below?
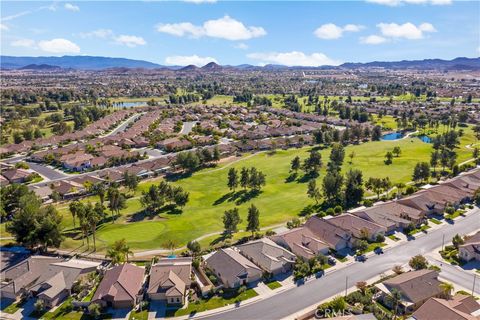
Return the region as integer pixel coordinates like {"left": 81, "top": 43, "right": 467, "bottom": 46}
{"left": 237, "top": 238, "right": 296, "bottom": 275}
{"left": 205, "top": 248, "right": 262, "bottom": 288}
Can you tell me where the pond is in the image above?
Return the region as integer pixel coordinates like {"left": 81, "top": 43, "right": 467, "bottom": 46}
{"left": 381, "top": 132, "right": 404, "bottom": 140}
{"left": 417, "top": 135, "right": 432, "bottom": 143}
{"left": 115, "top": 101, "right": 148, "bottom": 108}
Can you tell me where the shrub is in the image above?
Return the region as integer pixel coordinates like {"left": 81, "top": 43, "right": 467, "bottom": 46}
{"left": 363, "top": 199, "right": 373, "bottom": 207}
{"left": 405, "top": 185, "right": 416, "bottom": 195}
{"left": 326, "top": 208, "right": 335, "bottom": 216}
{"left": 376, "top": 234, "right": 385, "bottom": 243}
{"left": 334, "top": 205, "right": 343, "bottom": 215}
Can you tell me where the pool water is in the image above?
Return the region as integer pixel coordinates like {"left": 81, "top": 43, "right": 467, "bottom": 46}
{"left": 417, "top": 135, "right": 432, "bottom": 143}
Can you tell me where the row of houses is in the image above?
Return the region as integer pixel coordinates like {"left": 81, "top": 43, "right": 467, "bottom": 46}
{"left": 200, "top": 168, "right": 480, "bottom": 291}
{"left": 375, "top": 269, "right": 480, "bottom": 318}
{"left": 0, "top": 253, "right": 199, "bottom": 310}
{"left": 0, "top": 109, "right": 136, "bottom": 157}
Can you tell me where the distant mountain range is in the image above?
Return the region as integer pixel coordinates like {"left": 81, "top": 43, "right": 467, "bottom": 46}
{"left": 1, "top": 55, "right": 479, "bottom": 71}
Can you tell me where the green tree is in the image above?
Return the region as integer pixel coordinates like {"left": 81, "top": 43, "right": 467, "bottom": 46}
{"left": 392, "top": 146, "right": 401, "bottom": 157}
{"left": 6, "top": 193, "right": 63, "bottom": 251}
{"left": 107, "top": 187, "right": 126, "bottom": 222}
{"left": 384, "top": 151, "right": 393, "bottom": 165}
{"left": 106, "top": 238, "right": 133, "bottom": 264}
{"left": 322, "top": 171, "right": 344, "bottom": 205}
{"left": 240, "top": 167, "right": 250, "bottom": 189}
{"left": 302, "top": 150, "right": 323, "bottom": 177}
{"left": 246, "top": 204, "right": 260, "bottom": 237}
{"left": 329, "top": 143, "right": 345, "bottom": 167}
{"left": 307, "top": 179, "right": 321, "bottom": 204}
{"left": 290, "top": 156, "right": 301, "bottom": 174}
{"left": 92, "top": 183, "right": 106, "bottom": 206}
{"left": 344, "top": 169, "right": 364, "bottom": 208}
{"left": 223, "top": 208, "right": 242, "bottom": 235}
{"left": 413, "top": 162, "right": 431, "bottom": 183}
{"left": 187, "top": 240, "right": 201, "bottom": 257}
{"left": 409, "top": 254, "right": 428, "bottom": 270}
{"left": 227, "top": 168, "right": 239, "bottom": 191}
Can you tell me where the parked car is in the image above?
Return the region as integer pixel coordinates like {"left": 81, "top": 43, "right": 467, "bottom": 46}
{"left": 328, "top": 257, "right": 337, "bottom": 265}
{"left": 355, "top": 254, "right": 367, "bottom": 262}
{"left": 374, "top": 246, "right": 384, "bottom": 254}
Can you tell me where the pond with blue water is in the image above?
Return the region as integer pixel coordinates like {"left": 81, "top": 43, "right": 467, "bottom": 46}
{"left": 381, "top": 132, "right": 432, "bottom": 143}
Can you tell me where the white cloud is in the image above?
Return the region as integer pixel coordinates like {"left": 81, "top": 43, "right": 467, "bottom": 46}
{"left": 165, "top": 55, "right": 218, "bottom": 66}
{"left": 314, "top": 23, "right": 364, "bottom": 40}
{"left": 64, "top": 3, "right": 80, "bottom": 11}
{"left": 360, "top": 35, "right": 388, "bottom": 44}
{"left": 38, "top": 38, "right": 80, "bottom": 53}
{"left": 366, "top": 0, "right": 451, "bottom": 5}
{"left": 157, "top": 22, "right": 204, "bottom": 38}
{"left": 247, "top": 51, "right": 341, "bottom": 67}
{"left": 183, "top": 0, "right": 217, "bottom": 3}
{"left": 0, "top": 23, "right": 8, "bottom": 31}
{"left": 11, "top": 39, "right": 36, "bottom": 48}
{"left": 79, "top": 29, "right": 113, "bottom": 39}
{"left": 234, "top": 42, "right": 249, "bottom": 50}
{"left": 114, "top": 35, "right": 146, "bottom": 47}
{"left": 156, "top": 15, "right": 266, "bottom": 41}
{"left": 377, "top": 22, "right": 436, "bottom": 39}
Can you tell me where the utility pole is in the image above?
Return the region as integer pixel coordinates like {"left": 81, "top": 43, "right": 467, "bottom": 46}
{"left": 473, "top": 274, "right": 477, "bottom": 296}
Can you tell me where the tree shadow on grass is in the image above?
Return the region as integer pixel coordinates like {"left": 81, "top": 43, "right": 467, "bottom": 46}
{"left": 284, "top": 173, "right": 297, "bottom": 183}
{"left": 213, "top": 189, "right": 262, "bottom": 206}
{"left": 164, "top": 171, "right": 193, "bottom": 182}
{"left": 210, "top": 232, "right": 233, "bottom": 246}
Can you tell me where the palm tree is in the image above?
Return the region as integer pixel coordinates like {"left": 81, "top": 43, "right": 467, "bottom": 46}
{"left": 390, "top": 288, "right": 402, "bottom": 318}
{"left": 439, "top": 282, "right": 454, "bottom": 299}
{"left": 163, "top": 240, "right": 177, "bottom": 256}
{"left": 105, "top": 239, "right": 133, "bottom": 264}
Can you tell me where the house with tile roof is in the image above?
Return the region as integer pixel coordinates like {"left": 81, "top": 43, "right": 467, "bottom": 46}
{"left": 92, "top": 263, "right": 145, "bottom": 309}
{"left": 147, "top": 257, "right": 192, "bottom": 305}
{"left": 410, "top": 294, "right": 480, "bottom": 320}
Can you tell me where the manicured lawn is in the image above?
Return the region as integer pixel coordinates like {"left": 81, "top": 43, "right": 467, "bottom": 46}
{"left": 51, "top": 126, "right": 475, "bottom": 252}
{"left": 2, "top": 300, "right": 24, "bottom": 314}
{"left": 266, "top": 281, "right": 282, "bottom": 290}
{"left": 388, "top": 235, "right": 400, "bottom": 241}
{"left": 445, "top": 210, "right": 465, "bottom": 220}
{"left": 129, "top": 309, "right": 148, "bottom": 320}
{"left": 407, "top": 224, "right": 431, "bottom": 236}
{"left": 167, "top": 288, "right": 258, "bottom": 317}
{"left": 429, "top": 218, "right": 442, "bottom": 225}
{"left": 362, "top": 242, "right": 386, "bottom": 254}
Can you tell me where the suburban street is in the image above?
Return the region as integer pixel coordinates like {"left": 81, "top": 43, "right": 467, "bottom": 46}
{"left": 102, "top": 113, "right": 144, "bottom": 137}
{"left": 25, "top": 161, "right": 67, "bottom": 180}
{"left": 429, "top": 257, "right": 479, "bottom": 294}
{"left": 180, "top": 121, "right": 196, "bottom": 135}
{"left": 200, "top": 210, "right": 480, "bottom": 320}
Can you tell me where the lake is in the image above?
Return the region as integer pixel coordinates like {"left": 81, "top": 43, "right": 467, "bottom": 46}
{"left": 381, "top": 132, "right": 404, "bottom": 140}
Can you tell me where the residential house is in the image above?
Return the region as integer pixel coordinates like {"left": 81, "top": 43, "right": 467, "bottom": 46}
{"left": 92, "top": 263, "right": 145, "bottom": 309}
{"left": 31, "top": 186, "right": 53, "bottom": 202}
{"left": 34, "top": 259, "right": 101, "bottom": 308}
{"left": 270, "top": 227, "right": 330, "bottom": 260}
{"left": 0, "top": 175, "right": 10, "bottom": 186}
{"left": 147, "top": 257, "right": 192, "bottom": 305}
{"left": 304, "top": 216, "right": 353, "bottom": 251}
{"left": 459, "top": 231, "right": 480, "bottom": 262}
{"left": 237, "top": 238, "right": 296, "bottom": 275}
{"left": 50, "top": 180, "right": 86, "bottom": 199}
{"left": 0, "top": 256, "right": 63, "bottom": 300}
{"left": 376, "top": 269, "right": 444, "bottom": 314}
{"left": 326, "top": 214, "right": 386, "bottom": 242}
{"left": 410, "top": 294, "right": 480, "bottom": 320}
{"left": 205, "top": 248, "right": 262, "bottom": 288}
{"left": 0, "top": 256, "right": 99, "bottom": 308}
{"left": 2, "top": 168, "right": 31, "bottom": 183}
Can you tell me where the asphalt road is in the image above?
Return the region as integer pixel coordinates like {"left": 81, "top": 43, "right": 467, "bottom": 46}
{"left": 429, "top": 258, "right": 479, "bottom": 294}
{"left": 26, "top": 161, "right": 67, "bottom": 180}
{"left": 102, "top": 113, "right": 143, "bottom": 137}
{"left": 180, "top": 121, "right": 196, "bottom": 135}
{"left": 201, "top": 210, "right": 480, "bottom": 320}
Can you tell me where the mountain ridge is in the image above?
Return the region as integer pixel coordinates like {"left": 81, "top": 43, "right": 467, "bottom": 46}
{"left": 1, "top": 55, "right": 479, "bottom": 71}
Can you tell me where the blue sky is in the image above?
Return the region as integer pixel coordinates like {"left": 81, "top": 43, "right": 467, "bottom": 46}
{"left": 1, "top": 0, "right": 479, "bottom": 66}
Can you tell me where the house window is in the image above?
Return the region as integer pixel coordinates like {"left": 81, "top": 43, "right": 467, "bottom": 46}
{"left": 177, "top": 298, "right": 180, "bottom": 303}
